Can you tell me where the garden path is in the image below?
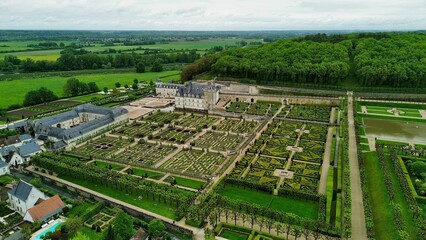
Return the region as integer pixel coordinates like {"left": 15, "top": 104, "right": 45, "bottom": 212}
{"left": 347, "top": 92, "right": 368, "bottom": 240}
{"left": 318, "top": 107, "right": 336, "bottom": 194}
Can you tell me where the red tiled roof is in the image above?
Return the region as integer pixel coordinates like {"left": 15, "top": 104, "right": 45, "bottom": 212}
{"left": 27, "top": 195, "right": 65, "bottom": 222}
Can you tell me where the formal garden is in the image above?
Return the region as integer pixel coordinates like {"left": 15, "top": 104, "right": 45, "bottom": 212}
{"left": 226, "top": 101, "right": 250, "bottom": 113}
{"left": 193, "top": 131, "right": 244, "bottom": 151}
{"left": 84, "top": 207, "right": 120, "bottom": 231}
{"left": 174, "top": 114, "right": 219, "bottom": 129}
{"left": 112, "top": 121, "right": 161, "bottom": 138}
{"left": 286, "top": 105, "right": 331, "bottom": 122}
{"left": 214, "top": 118, "right": 259, "bottom": 134}
{"left": 73, "top": 135, "right": 133, "bottom": 158}
{"left": 144, "top": 111, "right": 182, "bottom": 125}
{"left": 153, "top": 127, "right": 198, "bottom": 144}
{"left": 160, "top": 149, "right": 226, "bottom": 177}
{"left": 118, "top": 141, "right": 176, "bottom": 166}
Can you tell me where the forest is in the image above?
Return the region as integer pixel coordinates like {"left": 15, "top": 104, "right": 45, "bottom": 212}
{"left": 182, "top": 32, "right": 426, "bottom": 88}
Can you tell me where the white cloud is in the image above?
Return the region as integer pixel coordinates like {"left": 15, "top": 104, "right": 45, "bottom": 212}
{"left": 0, "top": 0, "right": 424, "bottom": 30}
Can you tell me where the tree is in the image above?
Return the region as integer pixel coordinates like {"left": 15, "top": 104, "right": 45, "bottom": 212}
{"left": 104, "top": 87, "right": 109, "bottom": 94}
{"left": 112, "top": 211, "right": 134, "bottom": 240}
{"left": 105, "top": 224, "right": 115, "bottom": 240}
{"left": 71, "top": 231, "right": 90, "bottom": 240}
{"left": 136, "top": 62, "right": 146, "bottom": 73}
{"left": 87, "top": 82, "right": 100, "bottom": 93}
{"left": 115, "top": 82, "right": 121, "bottom": 88}
{"left": 148, "top": 219, "right": 166, "bottom": 238}
{"left": 66, "top": 217, "right": 82, "bottom": 236}
{"left": 23, "top": 87, "right": 58, "bottom": 106}
{"left": 133, "top": 78, "right": 139, "bottom": 84}
{"left": 409, "top": 161, "right": 426, "bottom": 176}
{"left": 151, "top": 60, "right": 163, "bottom": 72}
{"left": 132, "top": 83, "right": 138, "bottom": 90}
{"left": 63, "top": 78, "right": 88, "bottom": 97}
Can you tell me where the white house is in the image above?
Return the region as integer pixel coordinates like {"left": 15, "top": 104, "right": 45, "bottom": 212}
{"left": 8, "top": 180, "right": 47, "bottom": 216}
{"left": 0, "top": 160, "right": 10, "bottom": 176}
{"left": 175, "top": 82, "right": 220, "bottom": 111}
{"left": 0, "top": 140, "right": 41, "bottom": 166}
{"left": 155, "top": 79, "right": 182, "bottom": 98}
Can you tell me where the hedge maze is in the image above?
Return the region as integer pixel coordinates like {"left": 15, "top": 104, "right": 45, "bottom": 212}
{"left": 75, "top": 136, "right": 132, "bottom": 158}
{"left": 113, "top": 121, "right": 161, "bottom": 138}
{"left": 287, "top": 105, "right": 331, "bottom": 122}
{"left": 160, "top": 149, "right": 225, "bottom": 176}
{"left": 144, "top": 111, "right": 182, "bottom": 125}
{"left": 174, "top": 114, "right": 219, "bottom": 129}
{"left": 194, "top": 131, "right": 243, "bottom": 151}
{"left": 226, "top": 101, "right": 282, "bottom": 116}
{"left": 119, "top": 142, "right": 175, "bottom": 166}
{"left": 154, "top": 127, "right": 198, "bottom": 144}
{"left": 215, "top": 118, "right": 258, "bottom": 134}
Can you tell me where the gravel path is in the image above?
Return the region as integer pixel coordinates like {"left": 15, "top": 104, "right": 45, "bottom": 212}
{"left": 347, "top": 92, "right": 368, "bottom": 240}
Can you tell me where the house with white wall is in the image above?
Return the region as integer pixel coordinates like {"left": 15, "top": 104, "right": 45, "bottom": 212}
{"left": 7, "top": 180, "right": 47, "bottom": 216}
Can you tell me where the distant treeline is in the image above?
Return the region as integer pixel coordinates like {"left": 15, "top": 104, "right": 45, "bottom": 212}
{"left": 0, "top": 49, "right": 200, "bottom": 73}
{"left": 182, "top": 32, "right": 426, "bottom": 88}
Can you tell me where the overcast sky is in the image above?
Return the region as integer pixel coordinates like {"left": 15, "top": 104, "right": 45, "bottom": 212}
{"left": 0, "top": 0, "right": 424, "bottom": 31}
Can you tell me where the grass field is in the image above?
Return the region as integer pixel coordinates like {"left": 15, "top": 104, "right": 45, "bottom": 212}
{"left": 363, "top": 152, "right": 418, "bottom": 239}
{"left": 219, "top": 229, "right": 249, "bottom": 240}
{"left": 94, "top": 161, "right": 124, "bottom": 171}
{"left": 131, "top": 168, "right": 165, "bottom": 180}
{"left": 0, "top": 71, "right": 180, "bottom": 109}
{"left": 61, "top": 175, "right": 180, "bottom": 219}
{"left": 219, "top": 185, "right": 318, "bottom": 220}
{"left": 173, "top": 176, "right": 205, "bottom": 189}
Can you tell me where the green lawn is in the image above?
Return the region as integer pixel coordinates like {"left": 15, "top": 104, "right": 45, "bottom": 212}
{"left": 132, "top": 168, "right": 165, "bottom": 180}
{"left": 219, "top": 229, "right": 249, "bottom": 240}
{"left": 0, "top": 175, "right": 15, "bottom": 185}
{"left": 94, "top": 161, "right": 124, "bottom": 171}
{"left": 219, "top": 185, "right": 318, "bottom": 220}
{"left": 60, "top": 175, "right": 180, "bottom": 219}
{"left": 173, "top": 176, "right": 206, "bottom": 189}
{"left": 362, "top": 152, "right": 418, "bottom": 239}
{"left": 0, "top": 71, "right": 180, "bottom": 109}
{"left": 78, "top": 226, "right": 105, "bottom": 240}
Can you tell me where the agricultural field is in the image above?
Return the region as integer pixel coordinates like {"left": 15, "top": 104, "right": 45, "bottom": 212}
{"left": 214, "top": 118, "right": 259, "bottom": 134}
{"left": 174, "top": 114, "right": 219, "bottom": 129}
{"left": 73, "top": 136, "right": 133, "bottom": 158}
{"left": 160, "top": 149, "right": 226, "bottom": 177}
{"left": 119, "top": 142, "right": 176, "bottom": 166}
{"left": 0, "top": 71, "right": 180, "bottom": 109}
{"left": 193, "top": 131, "right": 244, "bottom": 151}
{"left": 112, "top": 121, "right": 161, "bottom": 138}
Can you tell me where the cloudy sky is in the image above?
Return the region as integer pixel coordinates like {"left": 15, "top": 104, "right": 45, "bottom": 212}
{"left": 0, "top": 0, "right": 424, "bottom": 30}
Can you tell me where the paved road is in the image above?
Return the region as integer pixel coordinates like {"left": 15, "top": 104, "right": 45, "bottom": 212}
{"left": 347, "top": 93, "right": 368, "bottom": 240}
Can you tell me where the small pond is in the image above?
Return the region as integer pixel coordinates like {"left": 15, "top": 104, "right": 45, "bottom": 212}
{"left": 364, "top": 118, "right": 426, "bottom": 143}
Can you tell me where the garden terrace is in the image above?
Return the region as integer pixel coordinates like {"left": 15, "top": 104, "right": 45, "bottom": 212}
{"left": 246, "top": 101, "right": 282, "bottom": 116}
{"left": 32, "top": 152, "right": 194, "bottom": 219}
{"left": 193, "top": 131, "right": 244, "bottom": 151}
{"left": 261, "top": 136, "right": 294, "bottom": 158}
{"left": 302, "top": 124, "right": 328, "bottom": 141}
{"left": 293, "top": 151, "right": 323, "bottom": 164}
{"left": 229, "top": 154, "right": 256, "bottom": 178}
{"left": 153, "top": 127, "right": 198, "bottom": 144}
{"left": 243, "top": 167, "right": 280, "bottom": 188}
{"left": 215, "top": 118, "right": 259, "bottom": 134}
{"left": 281, "top": 174, "right": 319, "bottom": 195}
{"left": 399, "top": 156, "right": 426, "bottom": 198}
{"left": 276, "top": 105, "right": 292, "bottom": 117}
{"left": 118, "top": 142, "right": 176, "bottom": 166}
{"left": 286, "top": 105, "right": 331, "bottom": 122}
{"left": 289, "top": 161, "right": 321, "bottom": 179}
{"left": 84, "top": 207, "right": 120, "bottom": 230}
{"left": 160, "top": 149, "right": 226, "bottom": 177}
{"left": 174, "top": 114, "right": 219, "bottom": 129}
{"left": 273, "top": 121, "right": 303, "bottom": 139}
{"left": 298, "top": 139, "right": 325, "bottom": 153}
{"left": 252, "top": 156, "right": 287, "bottom": 170}
{"left": 144, "top": 111, "right": 182, "bottom": 125}
{"left": 112, "top": 121, "right": 161, "bottom": 138}
{"left": 73, "top": 136, "right": 133, "bottom": 158}
{"left": 225, "top": 101, "right": 249, "bottom": 113}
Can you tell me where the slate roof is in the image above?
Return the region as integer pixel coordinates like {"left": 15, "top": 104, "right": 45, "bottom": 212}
{"left": 18, "top": 134, "right": 32, "bottom": 142}
{"left": 8, "top": 181, "right": 34, "bottom": 201}
{"left": 33, "top": 104, "right": 128, "bottom": 142}
{"left": 0, "top": 160, "right": 8, "bottom": 168}
{"left": 18, "top": 141, "right": 41, "bottom": 157}
{"left": 176, "top": 82, "right": 220, "bottom": 98}
{"left": 0, "top": 145, "right": 17, "bottom": 157}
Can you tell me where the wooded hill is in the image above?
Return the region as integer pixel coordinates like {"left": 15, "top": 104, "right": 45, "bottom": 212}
{"left": 182, "top": 32, "right": 426, "bottom": 88}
